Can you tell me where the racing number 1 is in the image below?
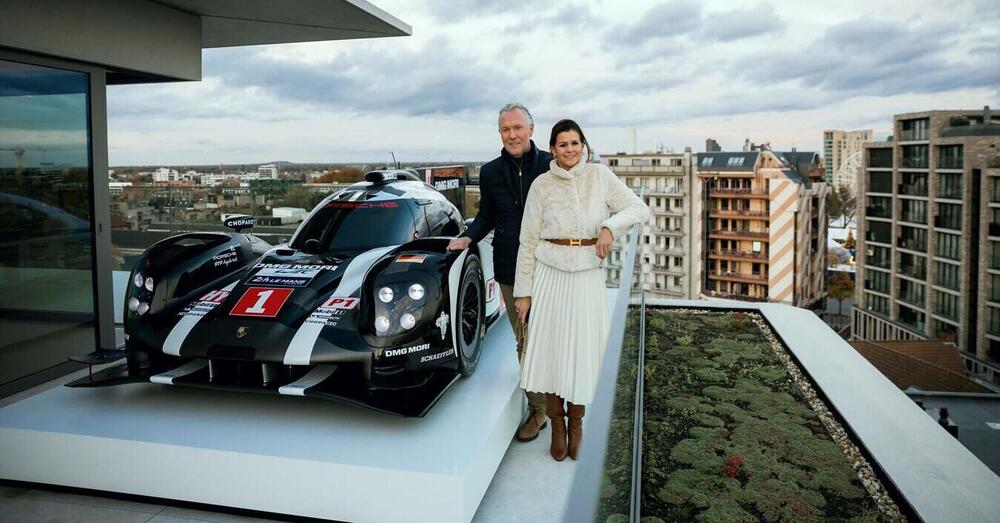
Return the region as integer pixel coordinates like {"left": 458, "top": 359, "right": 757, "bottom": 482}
{"left": 230, "top": 287, "right": 294, "bottom": 317}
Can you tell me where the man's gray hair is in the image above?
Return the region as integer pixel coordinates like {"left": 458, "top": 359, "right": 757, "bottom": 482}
{"left": 498, "top": 103, "right": 534, "bottom": 129}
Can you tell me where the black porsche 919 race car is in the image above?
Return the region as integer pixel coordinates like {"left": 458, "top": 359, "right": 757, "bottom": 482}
{"left": 69, "top": 170, "right": 503, "bottom": 416}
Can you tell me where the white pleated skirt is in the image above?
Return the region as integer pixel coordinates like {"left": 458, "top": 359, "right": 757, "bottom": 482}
{"left": 519, "top": 262, "right": 609, "bottom": 406}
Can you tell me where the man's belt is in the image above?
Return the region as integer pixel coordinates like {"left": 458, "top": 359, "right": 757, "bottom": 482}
{"left": 547, "top": 238, "right": 598, "bottom": 246}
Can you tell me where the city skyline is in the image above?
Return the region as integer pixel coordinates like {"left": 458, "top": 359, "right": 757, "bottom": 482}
{"left": 103, "top": 0, "right": 999, "bottom": 165}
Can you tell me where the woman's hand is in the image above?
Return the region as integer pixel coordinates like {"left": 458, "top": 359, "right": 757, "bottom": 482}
{"left": 595, "top": 227, "right": 614, "bottom": 259}
{"left": 515, "top": 297, "right": 532, "bottom": 326}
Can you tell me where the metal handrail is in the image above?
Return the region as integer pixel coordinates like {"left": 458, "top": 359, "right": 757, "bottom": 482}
{"left": 628, "top": 290, "right": 647, "bottom": 523}
{"left": 563, "top": 187, "right": 644, "bottom": 522}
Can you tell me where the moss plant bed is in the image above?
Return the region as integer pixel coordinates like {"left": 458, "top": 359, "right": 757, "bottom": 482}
{"left": 641, "top": 309, "right": 904, "bottom": 522}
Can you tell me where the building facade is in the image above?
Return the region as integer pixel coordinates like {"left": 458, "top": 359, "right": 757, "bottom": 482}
{"left": 694, "top": 150, "right": 828, "bottom": 307}
{"left": 852, "top": 108, "right": 1000, "bottom": 387}
{"left": 823, "top": 129, "right": 872, "bottom": 191}
{"left": 602, "top": 151, "right": 697, "bottom": 299}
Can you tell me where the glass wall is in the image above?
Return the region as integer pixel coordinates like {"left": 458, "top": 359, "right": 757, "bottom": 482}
{"left": 0, "top": 59, "right": 94, "bottom": 386}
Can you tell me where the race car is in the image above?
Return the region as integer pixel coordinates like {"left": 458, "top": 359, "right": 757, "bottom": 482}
{"left": 69, "top": 169, "right": 503, "bottom": 416}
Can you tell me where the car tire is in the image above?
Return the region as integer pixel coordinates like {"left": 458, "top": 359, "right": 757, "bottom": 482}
{"left": 456, "top": 254, "right": 485, "bottom": 377}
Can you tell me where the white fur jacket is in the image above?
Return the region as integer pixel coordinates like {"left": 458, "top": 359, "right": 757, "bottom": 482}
{"left": 513, "top": 158, "right": 649, "bottom": 298}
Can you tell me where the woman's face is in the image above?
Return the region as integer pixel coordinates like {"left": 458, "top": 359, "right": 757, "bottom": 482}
{"left": 552, "top": 130, "right": 584, "bottom": 169}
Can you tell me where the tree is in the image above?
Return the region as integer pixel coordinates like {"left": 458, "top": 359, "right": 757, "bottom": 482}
{"left": 843, "top": 230, "right": 855, "bottom": 251}
{"left": 826, "top": 271, "right": 854, "bottom": 318}
{"left": 280, "top": 185, "right": 323, "bottom": 210}
{"left": 827, "top": 185, "right": 857, "bottom": 222}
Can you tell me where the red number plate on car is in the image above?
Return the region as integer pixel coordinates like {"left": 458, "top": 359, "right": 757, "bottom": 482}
{"left": 230, "top": 287, "right": 294, "bottom": 317}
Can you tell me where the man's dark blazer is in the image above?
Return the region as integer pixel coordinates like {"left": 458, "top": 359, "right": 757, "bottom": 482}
{"left": 462, "top": 140, "right": 552, "bottom": 285}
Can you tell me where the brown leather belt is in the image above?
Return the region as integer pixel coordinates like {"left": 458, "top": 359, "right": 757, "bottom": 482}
{"left": 547, "top": 238, "right": 598, "bottom": 246}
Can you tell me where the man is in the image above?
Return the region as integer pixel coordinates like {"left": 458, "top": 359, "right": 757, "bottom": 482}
{"left": 447, "top": 103, "right": 551, "bottom": 442}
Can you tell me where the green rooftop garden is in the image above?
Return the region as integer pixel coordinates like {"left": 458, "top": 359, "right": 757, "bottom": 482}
{"left": 598, "top": 308, "right": 905, "bottom": 522}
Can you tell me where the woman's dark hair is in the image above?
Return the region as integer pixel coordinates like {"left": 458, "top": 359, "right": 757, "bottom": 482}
{"left": 549, "top": 119, "right": 589, "bottom": 150}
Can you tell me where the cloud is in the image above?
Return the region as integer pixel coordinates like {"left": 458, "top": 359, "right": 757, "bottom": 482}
{"left": 745, "top": 18, "right": 1000, "bottom": 97}
{"left": 702, "top": 3, "right": 786, "bottom": 42}
{"left": 198, "top": 37, "right": 527, "bottom": 118}
{"left": 610, "top": 0, "right": 702, "bottom": 48}
{"left": 423, "top": 0, "right": 513, "bottom": 22}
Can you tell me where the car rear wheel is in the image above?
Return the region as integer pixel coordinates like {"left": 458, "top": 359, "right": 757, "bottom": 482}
{"left": 457, "top": 254, "right": 485, "bottom": 376}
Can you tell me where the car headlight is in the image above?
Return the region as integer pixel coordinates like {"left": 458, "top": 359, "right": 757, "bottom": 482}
{"left": 144, "top": 276, "right": 155, "bottom": 292}
{"left": 137, "top": 302, "right": 149, "bottom": 315}
{"left": 133, "top": 273, "right": 143, "bottom": 288}
{"left": 128, "top": 297, "right": 140, "bottom": 312}
{"left": 372, "top": 279, "right": 432, "bottom": 337}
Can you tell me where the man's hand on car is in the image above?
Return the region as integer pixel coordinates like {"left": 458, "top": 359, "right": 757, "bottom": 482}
{"left": 447, "top": 236, "right": 472, "bottom": 251}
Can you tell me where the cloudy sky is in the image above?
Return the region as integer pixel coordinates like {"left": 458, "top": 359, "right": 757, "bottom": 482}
{"left": 106, "top": 0, "right": 999, "bottom": 166}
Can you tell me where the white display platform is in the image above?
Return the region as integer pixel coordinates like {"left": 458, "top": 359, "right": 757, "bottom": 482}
{"left": 0, "top": 324, "right": 523, "bottom": 523}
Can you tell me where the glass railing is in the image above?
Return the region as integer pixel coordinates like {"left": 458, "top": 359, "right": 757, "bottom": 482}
{"left": 899, "top": 264, "right": 927, "bottom": 279}
{"left": 897, "top": 237, "right": 927, "bottom": 251}
{"left": 902, "top": 157, "right": 929, "bottom": 169}
{"left": 568, "top": 190, "right": 644, "bottom": 521}
{"left": 866, "top": 232, "right": 892, "bottom": 245}
{"left": 866, "top": 206, "right": 891, "bottom": 219}
{"left": 900, "top": 211, "right": 927, "bottom": 224}
{"left": 898, "top": 183, "right": 928, "bottom": 196}
{"left": 900, "top": 129, "right": 928, "bottom": 141}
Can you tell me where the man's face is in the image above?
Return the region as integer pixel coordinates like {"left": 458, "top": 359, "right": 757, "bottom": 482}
{"left": 498, "top": 109, "right": 534, "bottom": 158}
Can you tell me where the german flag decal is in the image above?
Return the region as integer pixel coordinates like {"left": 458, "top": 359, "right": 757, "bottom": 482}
{"left": 396, "top": 254, "right": 427, "bottom": 263}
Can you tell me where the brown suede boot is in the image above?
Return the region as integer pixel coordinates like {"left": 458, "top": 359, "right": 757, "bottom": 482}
{"left": 567, "top": 402, "right": 585, "bottom": 460}
{"left": 546, "top": 394, "right": 568, "bottom": 461}
{"left": 516, "top": 404, "right": 548, "bottom": 442}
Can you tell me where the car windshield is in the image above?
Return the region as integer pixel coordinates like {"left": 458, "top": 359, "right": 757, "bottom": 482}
{"left": 291, "top": 199, "right": 418, "bottom": 253}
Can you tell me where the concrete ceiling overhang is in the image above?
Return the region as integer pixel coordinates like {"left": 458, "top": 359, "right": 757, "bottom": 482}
{"left": 0, "top": 0, "right": 410, "bottom": 84}
{"left": 154, "top": 0, "right": 411, "bottom": 47}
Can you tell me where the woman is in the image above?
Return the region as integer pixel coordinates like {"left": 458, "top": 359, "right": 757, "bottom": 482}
{"left": 513, "top": 119, "right": 649, "bottom": 461}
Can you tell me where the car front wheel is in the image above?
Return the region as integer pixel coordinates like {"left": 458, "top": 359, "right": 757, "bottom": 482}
{"left": 456, "top": 254, "right": 485, "bottom": 376}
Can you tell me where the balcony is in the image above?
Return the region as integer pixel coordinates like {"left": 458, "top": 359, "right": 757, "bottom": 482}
{"left": 865, "top": 232, "right": 892, "bottom": 245}
{"left": 708, "top": 209, "right": 769, "bottom": 218}
{"left": 899, "top": 264, "right": 927, "bottom": 279}
{"left": 707, "top": 270, "right": 768, "bottom": 285}
{"left": 900, "top": 129, "right": 928, "bottom": 141}
{"left": 708, "top": 188, "right": 769, "bottom": 199}
{"left": 902, "top": 157, "right": 929, "bottom": 169}
{"left": 708, "top": 249, "right": 769, "bottom": 262}
{"left": 941, "top": 123, "right": 1000, "bottom": 138}
{"left": 898, "top": 183, "right": 928, "bottom": 197}
{"left": 865, "top": 206, "right": 892, "bottom": 219}
{"left": 864, "top": 279, "right": 890, "bottom": 294}
{"left": 897, "top": 237, "right": 927, "bottom": 251}
{"left": 937, "top": 157, "right": 964, "bottom": 170}
{"left": 708, "top": 228, "right": 769, "bottom": 239}
{"left": 899, "top": 211, "right": 927, "bottom": 224}
{"left": 868, "top": 256, "right": 891, "bottom": 269}
{"left": 935, "top": 216, "right": 962, "bottom": 231}
{"left": 700, "top": 290, "right": 768, "bottom": 302}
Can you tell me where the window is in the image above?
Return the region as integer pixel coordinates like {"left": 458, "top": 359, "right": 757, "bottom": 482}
{"left": 934, "top": 291, "right": 958, "bottom": 319}
{"left": 935, "top": 232, "right": 961, "bottom": 260}
{"left": 632, "top": 159, "right": 650, "bottom": 167}
{"left": 726, "top": 156, "right": 746, "bottom": 167}
{"left": 868, "top": 171, "right": 892, "bottom": 193}
{"left": 991, "top": 241, "right": 1000, "bottom": 270}
{"left": 938, "top": 145, "right": 963, "bottom": 169}
{"left": 938, "top": 173, "right": 962, "bottom": 199}
{"left": 608, "top": 159, "right": 618, "bottom": 166}
{"left": 899, "top": 252, "right": 926, "bottom": 279}
{"left": 901, "top": 118, "right": 929, "bottom": 141}
{"left": 865, "top": 271, "right": 890, "bottom": 293}
{"left": 902, "top": 145, "right": 928, "bottom": 168}
{"left": 652, "top": 159, "right": 661, "bottom": 166}
{"left": 868, "top": 148, "right": 893, "bottom": 168}
{"left": 991, "top": 274, "right": 1000, "bottom": 302}
{"left": 936, "top": 262, "right": 959, "bottom": 291}
{"left": 673, "top": 256, "right": 682, "bottom": 267}
{"left": 866, "top": 293, "right": 890, "bottom": 315}
{"left": 935, "top": 203, "right": 962, "bottom": 230}
{"left": 866, "top": 220, "right": 892, "bottom": 244}
{"left": 868, "top": 245, "right": 891, "bottom": 268}
{"left": 0, "top": 59, "right": 95, "bottom": 388}
{"left": 900, "top": 199, "right": 927, "bottom": 223}
{"left": 898, "top": 278, "right": 926, "bottom": 306}
{"left": 700, "top": 156, "right": 714, "bottom": 167}
{"left": 867, "top": 196, "right": 892, "bottom": 219}
{"left": 897, "top": 305, "right": 926, "bottom": 331}
{"left": 993, "top": 178, "right": 1000, "bottom": 203}
{"left": 898, "top": 226, "right": 927, "bottom": 251}
{"left": 900, "top": 172, "right": 928, "bottom": 196}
